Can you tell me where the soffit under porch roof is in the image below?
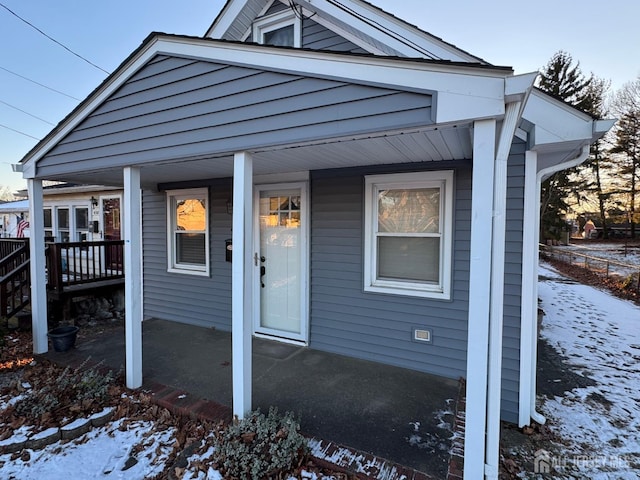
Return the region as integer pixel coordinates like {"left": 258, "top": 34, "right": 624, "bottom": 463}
{"left": 36, "top": 124, "right": 475, "bottom": 189}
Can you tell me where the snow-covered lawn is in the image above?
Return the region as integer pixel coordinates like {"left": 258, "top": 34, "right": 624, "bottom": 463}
{"left": 0, "top": 419, "right": 177, "bottom": 479}
{"left": 538, "top": 263, "right": 640, "bottom": 479}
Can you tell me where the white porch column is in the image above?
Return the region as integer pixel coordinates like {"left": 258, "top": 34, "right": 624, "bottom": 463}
{"left": 464, "top": 119, "right": 496, "bottom": 479}
{"left": 232, "top": 151, "right": 253, "bottom": 418}
{"left": 27, "top": 179, "right": 48, "bottom": 354}
{"left": 123, "top": 167, "right": 143, "bottom": 389}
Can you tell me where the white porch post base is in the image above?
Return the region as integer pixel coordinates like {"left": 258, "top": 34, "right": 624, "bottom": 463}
{"left": 232, "top": 151, "right": 253, "bottom": 418}
{"left": 464, "top": 119, "right": 496, "bottom": 479}
{"left": 27, "top": 179, "right": 48, "bottom": 354}
{"left": 124, "top": 167, "right": 143, "bottom": 389}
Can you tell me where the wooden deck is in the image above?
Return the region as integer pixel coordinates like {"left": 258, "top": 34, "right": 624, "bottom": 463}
{"left": 1, "top": 239, "right": 125, "bottom": 320}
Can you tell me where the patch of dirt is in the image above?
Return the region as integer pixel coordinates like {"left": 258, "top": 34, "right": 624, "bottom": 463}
{"left": 499, "top": 420, "right": 567, "bottom": 479}
{"left": 536, "top": 337, "right": 596, "bottom": 398}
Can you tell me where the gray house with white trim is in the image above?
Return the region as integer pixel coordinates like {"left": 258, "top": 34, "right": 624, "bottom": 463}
{"left": 19, "top": 1, "right": 612, "bottom": 478}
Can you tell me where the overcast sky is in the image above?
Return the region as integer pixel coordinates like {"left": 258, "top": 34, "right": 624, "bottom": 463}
{"left": 1, "top": 0, "right": 638, "bottom": 193}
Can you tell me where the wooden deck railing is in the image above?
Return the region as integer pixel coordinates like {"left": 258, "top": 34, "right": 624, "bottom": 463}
{"left": 46, "top": 240, "right": 125, "bottom": 294}
{"left": 0, "top": 239, "right": 31, "bottom": 319}
{"left": 1, "top": 240, "right": 125, "bottom": 319}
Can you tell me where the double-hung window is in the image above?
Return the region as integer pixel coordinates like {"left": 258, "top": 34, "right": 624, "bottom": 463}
{"left": 364, "top": 171, "right": 453, "bottom": 299}
{"left": 166, "top": 188, "right": 209, "bottom": 275}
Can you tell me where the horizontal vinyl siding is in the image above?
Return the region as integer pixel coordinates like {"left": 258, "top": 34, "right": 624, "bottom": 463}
{"left": 309, "top": 165, "right": 471, "bottom": 380}
{"left": 302, "top": 19, "right": 368, "bottom": 53}
{"left": 501, "top": 141, "right": 526, "bottom": 423}
{"left": 38, "top": 56, "right": 433, "bottom": 176}
{"left": 142, "top": 187, "right": 232, "bottom": 330}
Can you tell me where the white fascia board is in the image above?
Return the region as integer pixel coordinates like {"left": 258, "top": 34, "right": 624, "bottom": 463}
{"left": 523, "top": 90, "right": 594, "bottom": 149}
{"left": 206, "top": 0, "right": 250, "bottom": 38}
{"left": 594, "top": 118, "right": 616, "bottom": 140}
{"left": 159, "top": 37, "right": 507, "bottom": 122}
{"left": 505, "top": 72, "right": 538, "bottom": 104}
{"left": 294, "top": 2, "right": 389, "bottom": 55}
{"left": 22, "top": 36, "right": 508, "bottom": 171}
{"left": 301, "top": 0, "right": 481, "bottom": 61}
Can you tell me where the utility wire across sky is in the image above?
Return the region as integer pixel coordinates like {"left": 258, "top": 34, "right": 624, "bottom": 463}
{"left": 0, "top": 66, "right": 81, "bottom": 101}
{"left": 0, "top": 1, "right": 111, "bottom": 75}
{"left": 0, "top": 123, "right": 39, "bottom": 140}
{"left": 0, "top": 99, "right": 55, "bottom": 126}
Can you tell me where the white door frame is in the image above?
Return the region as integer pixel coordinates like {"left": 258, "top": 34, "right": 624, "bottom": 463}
{"left": 252, "top": 182, "right": 309, "bottom": 344}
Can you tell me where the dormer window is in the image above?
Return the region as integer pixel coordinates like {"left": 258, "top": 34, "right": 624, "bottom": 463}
{"left": 253, "top": 9, "right": 301, "bottom": 47}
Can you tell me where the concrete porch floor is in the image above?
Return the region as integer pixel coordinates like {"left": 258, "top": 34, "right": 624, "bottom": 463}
{"left": 45, "top": 318, "right": 462, "bottom": 478}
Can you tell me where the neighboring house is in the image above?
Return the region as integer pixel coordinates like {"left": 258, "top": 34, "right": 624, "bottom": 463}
{"left": 17, "top": 1, "right": 613, "bottom": 478}
{"left": 0, "top": 199, "right": 29, "bottom": 238}
{"left": 0, "top": 184, "right": 122, "bottom": 242}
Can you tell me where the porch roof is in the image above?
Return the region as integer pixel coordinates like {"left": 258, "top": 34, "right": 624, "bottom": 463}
{"left": 17, "top": 33, "right": 611, "bottom": 188}
{"left": 20, "top": 33, "right": 515, "bottom": 188}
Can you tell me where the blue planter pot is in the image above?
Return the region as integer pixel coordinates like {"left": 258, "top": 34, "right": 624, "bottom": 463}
{"left": 47, "top": 326, "right": 79, "bottom": 352}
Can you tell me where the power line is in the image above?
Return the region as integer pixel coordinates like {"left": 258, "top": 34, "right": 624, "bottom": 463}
{"left": 0, "top": 2, "right": 111, "bottom": 75}
{"left": 0, "top": 99, "right": 55, "bottom": 126}
{"left": 0, "top": 66, "right": 81, "bottom": 101}
{"left": 324, "top": 0, "right": 439, "bottom": 59}
{"left": 0, "top": 123, "right": 40, "bottom": 140}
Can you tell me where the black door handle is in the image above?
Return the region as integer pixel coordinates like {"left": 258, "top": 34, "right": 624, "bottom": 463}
{"left": 260, "top": 265, "right": 266, "bottom": 288}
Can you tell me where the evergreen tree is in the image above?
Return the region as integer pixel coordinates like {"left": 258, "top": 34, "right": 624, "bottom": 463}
{"left": 536, "top": 51, "right": 594, "bottom": 241}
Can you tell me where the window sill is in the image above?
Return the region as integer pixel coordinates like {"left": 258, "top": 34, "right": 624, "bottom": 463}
{"left": 167, "top": 267, "right": 209, "bottom": 277}
{"left": 364, "top": 283, "right": 450, "bottom": 300}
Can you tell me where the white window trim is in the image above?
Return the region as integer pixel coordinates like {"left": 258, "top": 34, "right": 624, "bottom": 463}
{"left": 166, "top": 188, "right": 210, "bottom": 276}
{"left": 252, "top": 9, "right": 301, "bottom": 47}
{"left": 364, "top": 171, "right": 454, "bottom": 300}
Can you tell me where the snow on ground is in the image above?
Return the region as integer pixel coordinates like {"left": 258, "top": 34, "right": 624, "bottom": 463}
{"left": 538, "top": 263, "right": 640, "bottom": 479}
{"left": 0, "top": 419, "right": 175, "bottom": 479}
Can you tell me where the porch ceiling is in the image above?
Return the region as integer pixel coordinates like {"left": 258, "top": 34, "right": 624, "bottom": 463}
{"left": 42, "top": 125, "right": 473, "bottom": 188}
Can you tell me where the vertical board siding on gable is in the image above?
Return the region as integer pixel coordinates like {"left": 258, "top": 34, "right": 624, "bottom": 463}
{"left": 142, "top": 188, "right": 232, "bottom": 329}
{"left": 501, "top": 142, "right": 526, "bottom": 423}
{"left": 302, "top": 19, "right": 368, "bottom": 53}
{"left": 309, "top": 166, "right": 471, "bottom": 379}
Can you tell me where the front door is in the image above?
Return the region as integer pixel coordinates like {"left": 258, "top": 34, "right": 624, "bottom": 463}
{"left": 101, "top": 196, "right": 122, "bottom": 270}
{"left": 254, "top": 183, "right": 308, "bottom": 343}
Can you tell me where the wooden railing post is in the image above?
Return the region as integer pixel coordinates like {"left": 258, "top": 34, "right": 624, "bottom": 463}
{"left": 47, "top": 243, "right": 64, "bottom": 294}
